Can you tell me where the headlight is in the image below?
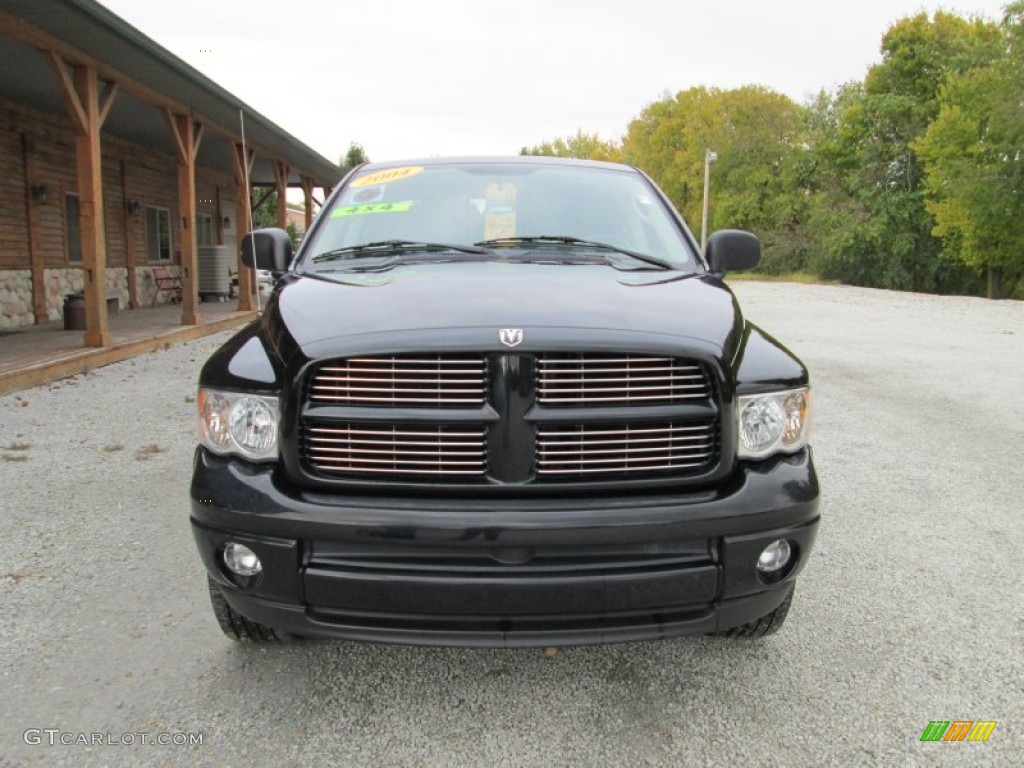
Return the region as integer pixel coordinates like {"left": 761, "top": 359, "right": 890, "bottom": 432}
{"left": 198, "top": 388, "right": 279, "bottom": 461}
{"left": 737, "top": 387, "right": 811, "bottom": 460}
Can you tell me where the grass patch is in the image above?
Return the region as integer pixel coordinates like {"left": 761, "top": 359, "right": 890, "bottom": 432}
{"left": 184, "top": 394, "right": 196, "bottom": 403}
{"left": 4, "top": 442, "right": 31, "bottom": 451}
{"left": 102, "top": 444, "right": 124, "bottom": 453}
{"left": 727, "top": 271, "right": 836, "bottom": 285}
{"left": 2, "top": 454, "right": 29, "bottom": 462}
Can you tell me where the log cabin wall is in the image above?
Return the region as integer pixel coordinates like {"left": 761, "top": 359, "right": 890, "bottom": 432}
{"left": 0, "top": 95, "right": 234, "bottom": 327}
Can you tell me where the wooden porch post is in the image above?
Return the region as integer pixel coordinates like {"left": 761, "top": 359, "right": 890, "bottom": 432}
{"left": 230, "top": 141, "right": 255, "bottom": 312}
{"left": 273, "top": 161, "right": 289, "bottom": 229}
{"left": 215, "top": 185, "right": 223, "bottom": 246}
{"left": 20, "top": 134, "right": 47, "bottom": 324}
{"left": 164, "top": 110, "right": 203, "bottom": 325}
{"left": 301, "top": 174, "right": 315, "bottom": 233}
{"left": 49, "top": 54, "right": 118, "bottom": 346}
{"left": 120, "top": 160, "right": 138, "bottom": 309}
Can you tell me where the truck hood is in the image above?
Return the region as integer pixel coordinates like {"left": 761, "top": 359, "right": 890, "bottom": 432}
{"left": 263, "top": 261, "right": 744, "bottom": 359}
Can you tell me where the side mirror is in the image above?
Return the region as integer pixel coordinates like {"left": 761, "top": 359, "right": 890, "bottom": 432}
{"left": 241, "top": 228, "right": 292, "bottom": 273}
{"left": 705, "top": 230, "right": 761, "bottom": 275}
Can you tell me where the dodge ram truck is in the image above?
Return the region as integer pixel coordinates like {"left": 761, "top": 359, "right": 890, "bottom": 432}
{"left": 191, "top": 156, "right": 820, "bottom": 647}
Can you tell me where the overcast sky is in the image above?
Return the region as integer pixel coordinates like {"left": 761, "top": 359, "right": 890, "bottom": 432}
{"left": 99, "top": 0, "right": 1011, "bottom": 166}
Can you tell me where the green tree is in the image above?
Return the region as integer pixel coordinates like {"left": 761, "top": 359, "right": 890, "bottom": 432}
{"left": 621, "top": 86, "right": 809, "bottom": 270}
{"left": 805, "top": 11, "right": 1002, "bottom": 292}
{"left": 340, "top": 142, "right": 370, "bottom": 175}
{"left": 915, "top": 3, "right": 1024, "bottom": 297}
{"left": 249, "top": 190, "right": 299, "bottom": 246}
{"left": 520, "top": 129, "right": 621, "bottom": 161}
{"left": 801, "top": 85, "right": 876, "bottom": 284}
{"left": 251, "top": 189, "right": 278, "bottom": 229}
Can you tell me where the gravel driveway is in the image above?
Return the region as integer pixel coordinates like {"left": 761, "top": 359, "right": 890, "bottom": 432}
{"left": 1, "top": 282, "right": 1021, "bottom": 767}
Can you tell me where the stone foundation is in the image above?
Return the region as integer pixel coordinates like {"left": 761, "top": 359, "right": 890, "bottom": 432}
{"left": 0, "top": 270, "right": 33, "bottom": 330}
{"left": 104, "top": 268, "right": 130, "bottom": 311}
{"left": 135, "top": 264, "right": 183, "bottom": 307}
{"left": 1, "top": 265, "right": 180, "bottom": 328}
{"left": 44, "top": 268, "right": 85, "bottom": 322}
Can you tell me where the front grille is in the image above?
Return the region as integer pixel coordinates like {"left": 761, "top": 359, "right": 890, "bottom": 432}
{"left": 304, "top": 422, "right": 487, "bottom": 477}
{"left": 536, "top": 421, "right": 717, "bottom": 477}
{"left": 298, "top": 351, "right": 721, "bottom": 487}
{"left": 309, "top": 355, "right": 487, "bottom": 406}
{"left": 537, "top": 354, "right": 710, "bottom": 405}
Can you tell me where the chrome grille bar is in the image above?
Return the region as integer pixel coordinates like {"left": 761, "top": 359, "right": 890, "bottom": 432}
{"left": 537, "top": 354, "right": 710, "bottom": 405}
{"left": 538, "top": 445, "right": 713, "bottom": 457}
{"left": 309, "top": 355, "right": 487, "bottom": 407}
{"left": 304, "top": 422, "right": 487, "bottom": 477}
{"left": 536, "top": 422, "right": 717, "bottom": 477}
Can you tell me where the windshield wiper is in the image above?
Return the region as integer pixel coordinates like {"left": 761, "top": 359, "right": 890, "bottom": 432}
{"left": 311, "top": 240, "right": 486, "bottom": 264}
{"left": 473, "top": 236, "right": 675, "bottom": 270}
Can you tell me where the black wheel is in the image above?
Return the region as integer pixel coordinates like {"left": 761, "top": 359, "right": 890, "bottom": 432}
{"left": 714, "top": 587, "right": 794, "bottom": 638}
{"left": 207, "top": 576, "right": 281, "bottom": 642}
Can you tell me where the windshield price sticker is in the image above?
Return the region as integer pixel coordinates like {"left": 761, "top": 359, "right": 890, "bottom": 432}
{"left": 352, "top": 185, "right": 385, "bottom": 204}
{"left": 331, "top": 201, "right": 413, "bottom": 217}
{"left": 350, "top": 166, "right": 423, "bottom": 188}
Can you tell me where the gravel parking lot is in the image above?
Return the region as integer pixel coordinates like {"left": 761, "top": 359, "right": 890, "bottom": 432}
{"left": 1, "top": 281, "right": 1021, "bottom": 767}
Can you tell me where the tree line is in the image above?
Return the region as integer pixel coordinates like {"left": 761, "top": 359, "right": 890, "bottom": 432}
{"left": 521, "top": 4, "right": 1023, "bottom": 298}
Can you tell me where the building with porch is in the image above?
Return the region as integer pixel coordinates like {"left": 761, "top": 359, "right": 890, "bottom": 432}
{"left": 0, "top": 0, "right": 337, "bottom": 344}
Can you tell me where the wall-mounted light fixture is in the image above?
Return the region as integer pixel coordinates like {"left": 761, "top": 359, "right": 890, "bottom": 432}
{"left": 30, "top": 184, "right": 50, "bottom": 204}
{"left": 127, "top": 198, "right": 141, "bottom": 216}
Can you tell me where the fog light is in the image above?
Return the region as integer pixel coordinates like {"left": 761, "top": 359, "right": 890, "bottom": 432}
{"left": 757, "top": 539, "right": 792, "bottom": 573}
{"left": 223, "top": 542, "right": 262, "bottom": 576}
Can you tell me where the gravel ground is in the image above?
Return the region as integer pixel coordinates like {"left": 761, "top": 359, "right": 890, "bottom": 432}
{"left": 0, "top": 282, "right": 1021, "bottom": 767}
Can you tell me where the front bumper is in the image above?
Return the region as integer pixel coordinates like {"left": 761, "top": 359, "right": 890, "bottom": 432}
{"left": 190, "top": 447, "right": 820, "bottom": 647}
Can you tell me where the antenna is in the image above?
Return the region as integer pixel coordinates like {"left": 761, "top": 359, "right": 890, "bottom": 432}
{"left": 239, "top": 108, "right": 261, "bottom": 314}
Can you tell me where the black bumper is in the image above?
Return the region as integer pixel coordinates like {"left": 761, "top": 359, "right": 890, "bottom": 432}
{"left": 190, "top": 448, "right": 820, "bottom": 647}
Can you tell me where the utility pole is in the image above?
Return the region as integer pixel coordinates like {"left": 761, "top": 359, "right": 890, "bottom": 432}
{"left": 701, "top": 149, "right": 718, "bottom": 252}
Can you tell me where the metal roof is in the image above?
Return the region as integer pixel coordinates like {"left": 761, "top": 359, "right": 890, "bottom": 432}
{"left": 0, "top": 0, "right": 339, "bottom": 186}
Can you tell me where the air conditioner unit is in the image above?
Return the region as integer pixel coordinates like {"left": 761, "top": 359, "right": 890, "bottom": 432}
{"left": 198, "top": 245, "right": 232, "bottom": 301}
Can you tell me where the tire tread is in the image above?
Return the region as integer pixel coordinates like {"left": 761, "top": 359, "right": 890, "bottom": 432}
{"left": 714, "top": 587, "right": 794, "bottom": 638}
{"left": 207, "top": 576, "right": 281, "bottom": 642}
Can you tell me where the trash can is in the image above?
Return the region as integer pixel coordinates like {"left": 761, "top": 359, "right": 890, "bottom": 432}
{"left": 63, "top": 293, "right": 85, "bottom": 331}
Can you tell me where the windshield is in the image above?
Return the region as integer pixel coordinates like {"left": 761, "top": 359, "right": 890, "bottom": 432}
{"left": 299, "top": 162, "right": 699, "bottom": 272}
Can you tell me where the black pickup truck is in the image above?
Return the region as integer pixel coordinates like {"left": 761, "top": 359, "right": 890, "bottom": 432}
{"left": 191, "top": 156, "right": 819, "bottom": 647}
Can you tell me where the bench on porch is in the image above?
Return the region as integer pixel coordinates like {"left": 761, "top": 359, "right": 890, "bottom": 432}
{"left": 151, "top": 266, "right": 182, "bottom": 305}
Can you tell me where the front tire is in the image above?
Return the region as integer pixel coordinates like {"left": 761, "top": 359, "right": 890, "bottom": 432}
{"left": 714, "top": 587, "right": 794, "bottom": 638}
{"left": 207, "top": 576, "right": 282, "bottom": 642}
